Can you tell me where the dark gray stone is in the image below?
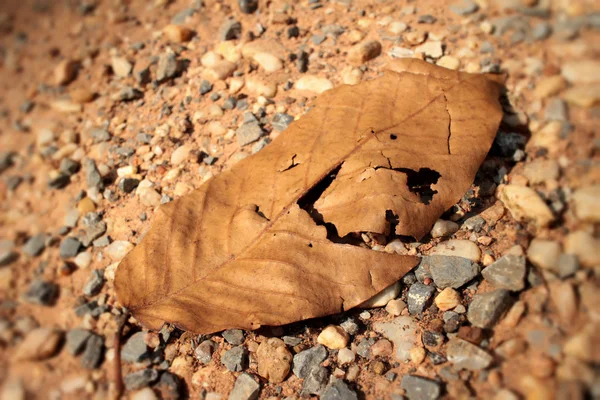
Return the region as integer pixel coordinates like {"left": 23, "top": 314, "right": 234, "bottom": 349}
{"left": 124, "top": 369, "right": 159, "bottom": 390}
{"left": 401, "top": 375, "right": 441, "bottom": 400}
{"left": 48, "top": 173, "right": 70, "bottom": 189}
{"left": 292, "top": 345, "right": 327, "bottom": 378}
{"left": 422, "top": 331, "right": 445, "bottom": 348}
{"left": 481, "top": 255, "right": 526, "bottom": 291}
{"left": 493, "top": 131, "right": 526, "bottom": 158}
{"left": 156, "top": 53, "right": 179, "bottom": 82}
{"left": 428, "top": 352, "right": 446, "bottom": 365}
{"left": 407, "top": 283, "right": 435, "bottom": 314}
{"left": 467, "top": 289, "right": 512, "bottom": 329}
{"left": 83, "top": 269, "right": 104, "bottom": 296}
{"left": 0, "top": 152, "right": 15, "bottom": 173}
{"left": 90, "top": 127, "right": 111, "bottom": 143}
{"left": 66, "top": 329, "right": 92, "bottom": 355}
{"left": 59, "top": 158, "right": 80, "bottom": 175}
{"left": 301, "top": 365, "right": 329, "bottom": 396}
{"left": 23, "top": 279, "right": 58, "bottom": 306}
{"left": 222, "top": 329, "right": 244, "bottom": 345}
{"left": 23, "top": 234, "right": 47, "bottom": 257}
{"left": 296, "top": 50, "right": 309, "bottom": 73}
{"left": 449, "top": 0, "right": 478, "bottom": 15}
{"left": 236, "top": 122, "right": 264, "bottom": 146}
{"left": 272, "top": 113, "right": 294, "bottom": 132}
{"left": 155, "top": 372, "right": 183, "bottom": 399}
{"left": 84, "top": 159, "right": 103, "bottom": 191}
{"left": 59, "top": 237, "right": 81, "bottom": 259}
{"left": 422, "top": 256, "right": 480, "bottom": 289}
{"left": 81, "top": 334, "right": 104, "bottom": 369}
{"left": 222, "top": 346, "right": 248, "bottom": 372}
{"left": 282, "top": 336, "right": 302, "bottom": 346}
{"left": 418, "top": 14, "right": 437, "bottom": 24}
{"left": 194, "top": 339, "right": 217, "bottom": 364}
{"left": 463, "top": 216, "right": 485, "bottom": 232}
{"left": 531, "top": 22, "right": 552, "bottom": 41}
{"left": 446, "top": 338, "right": 493, "bottom": 371}
{"left": 251, "top": 137, "right": 270, "bottom": 154}
{"left": 0, "top": 240, "right": 18, "bottom": 266}
{"left": 238, "top": 0, "right": 258, "bottom": 14}
{"left": 118, "top": 178, "right": 140, "bottom": 193}
{"left": 229, "top": 373, "right": 259, "bottom": 400}
{"left": 78, "top": 213, "right": 107, "bottom": 247}
{"left": 219, "top": 18, "right": 242, "bottom": 41}
{"left": 122, "top": 332, "right": 149, "bottom": 363}
{"left": 321, "top": 379, "right": 358, "bottom": 400}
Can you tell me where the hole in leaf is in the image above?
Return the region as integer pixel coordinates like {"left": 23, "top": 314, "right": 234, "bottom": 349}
{"left": 396, "top": 167, "right": 441, "bottom": 205}
{"left": 390, "top": 134, "right": 397, "bottom": 140}
{"left": 308, "top": 243, "right": 313, "bottom": 248}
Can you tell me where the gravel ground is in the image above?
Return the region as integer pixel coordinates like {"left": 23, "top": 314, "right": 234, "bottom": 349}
{"left": 0, "top": 0, "right": 598, "bottom": 399}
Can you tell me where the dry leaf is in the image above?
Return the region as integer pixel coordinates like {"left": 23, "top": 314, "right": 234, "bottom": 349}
{"left": 115, "top": 59, "right": 503, "bottom": 334}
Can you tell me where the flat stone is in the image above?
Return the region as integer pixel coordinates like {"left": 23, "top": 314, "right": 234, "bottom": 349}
{"left": 467, "top": 289, "right": 512, "bottom": 329}
{"left": 321, "top": 379, "right": 358, "bottom": 400}
{"left": 561, "top": 60, "right": 600, "bottom": 84}
{"left": 407, "top": 283, "right": 436, "bottom": 314}
{"left": 23, "top": 234, "right": 47, "bottom": 257}
{"left": 564, "top": 230, "right": 600, "bottom": 269}
{"left": 430, "top": 219, "right": 459, "bottom": 238}
{"left": 60, "top": 237, "right": 81, "bottom": 259}
{"left": 572, "top": 185, "right": 600, "bottom": 223}
{"left": 124, "top": 369, "right": 159, "bottom": 391}
{"left": 223, "top": 329, "right": 244, "bottom": 345}
{"left": 481, "top": 254, "right": 526, "bottom": 291}
{"left": 422, "top": 255, "right": 480, "bottom": 289}
{"left": 104, "top": 240, "right": 134, "bottom": 261}
{"left": 83, "top": 269, "right": 105, "bottom": 296}
{"left": 271, "top": 113, "right": 294, "bottom": 132}
{"left": 373, "top": 316, "right": 419, "bottom": 361}
{"left": 219, "top": 18, "right": 241, "bottom": 41}
{"left": 435, "top": 288, "right": 461, "bottom": 311}
{"left": 449, "top": 0, "right": 479, "bottom": 15}
{"left": 557, "top": 253, "right": 579, "bottom": 279}
{"left": 122, "top": 332, "right": 149, "bottom": 363}
{"left": 229, "top": 373, "right": 260, "bottom": 400}
{"left": 84, "top": 159, "right": 103, "bottom": 191}
{"left": 431, "top": 240, "right": 481, "bottom": 262}
{"left": 14, "top": 328, "right": 63, "bottom": 361}
{"left": 292, "top": 345, "right": 327, "bottom": 378}
{"left": 301, "top": 366, "right": 329, "bottom": 396}
{"left": 563, "top": 84, "right": 600, "bottom": 108}
{"left": 446, "top": 338, "right": 493, "bottom": 371}
{"left": 236, "top": 122, "right": 264, "bottom": 146}
{"left": 221, "top": 346, "right": 248, "bottom": 371}
{"left": 66, "top": 329, "right": 92, "bottom": 355}
{"left": 194, "top": 340, "right": 217, "bottom": 364}
{"left": 22, "top": 279, "right": 59, "bottom": 306}
{"left": 156, "top": 52, "right": 179, "bottom": 82}
{"left": 337, "top": 348, "right": 355, "bottom": 365}
{"left": 81, "top": 333, "right": 104, "bottom": 369}
{"left": 415, "top": 41, "right": 444, "bottom": 59}
{"left": 401, "top": 375, "right": 441, "bottom": 400}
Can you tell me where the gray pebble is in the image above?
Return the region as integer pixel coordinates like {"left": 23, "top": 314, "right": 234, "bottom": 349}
{"left": 22, "top": 234, "right": 47, "bottom": 257}
{"left": 544, "top": 98, "right": 568, "bottom": 122}
{"left": 90, "top": 127, "right": 111, "bottom": 143}
{"left": 122, "top": 332, "right": 149, "bottom": 363}
{"left": 532, "top": 22, "right": 552, "bottom": 41}
{"left": 251, "top": 137, "right": 271, "bottom": 154}
{"left": 449, "top": 0, "right": 478, "bottom": 15}
{"left": 59, "top": 237, "right": 81, "bottom": 259}
{"left": 340, "top": 318, "right": 359, "bottom": 335}
{"left": 238, "top": 0, "right": 258, "bottom": 14}
{"left": 23, "top": 279, "right": 58, "bottom": 306}
{"left": 321, "top": 379, "right": 358, "bottom": 400}
{"left": 155, "top": 372, "right": 183, "bottom": 399}
{"left": 84, "top": 159, "right": 103, "bottom": 191}
{"left": 0, "top": 152, "right": 15, "bottom": 173}
{"left": 229, "top": 373, "right": 260, "bottom": 400}
{"left": 481, "top": 254, "right": 526, "bottom": 291}
{"left": 311, "top": 34, "right": 326, "bottom": 45}
{"left": 194, "top": 339, "right": 217, "bottom": 364}
{"left": 83, "top": 269, "right": 105, "bottom": 296}
{"left": 0, "top": 240, "right": 18, "bottom": 266}
{"left": 292, "top": 345, "right": 327, "bottom": 378}
{"left": 124, "top": 369, "right": 159, "bottom": 391}
{"left": 467, "top": 289, "right": 512, "bottom": 329}
{"left": 222, "top": 329, "right": 244, "bottom": 345}
{"left": 407, "top": 283, "right": 436, "bottom": 314}
{"left": 220, "top": 18, "right": 242, "bottom": 41}
{"left": 156, "top": 52, "right": 179, "bottom": 82}
{"left": 272, "top": 113, "right": 294, "bottom": 132}
{"left": 118, "top": 178, "right": 140, "bottom": 194}
{"left": 557, "top": 253, "right": 579, "bottom": 279}
{"left": 59, "top": 158, "right": 80, "bottom": 175}
{"left": 222, "top": 346, "right": 248, "bottom": 372}
{"left": 171, "top": 8, "right": 195, "bottom": 25}
{"left": 423, "top": 256, "right": 480, "bottom": 289}
{"left": 356, "top": 338, "right": 374, "bottom": 358}
{"left": 66, "top": 329, "right": 92, "bottom": 355}
{"left": 401, "top": 375, "right": 441, "bottom": 400}
{"left": 236, "top": 122, "right": 264, "bottom": 147}
{"left": 463, "top": 216, "right": 485, "bottom": 232}
{"left": 446, "top": 338, "right": 493, "bottom": 371}
{"left": 283, "top": 336, "right": 302, "bottom": 346}
{"left": 81, "top": 333, "right": 104, "bottom": 369}
{"left": 301, "top": 365, "right": 329, "bottom": 396}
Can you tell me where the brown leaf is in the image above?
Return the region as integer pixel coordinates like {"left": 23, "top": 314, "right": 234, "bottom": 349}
{"left": 115, "top": 59, "right": 503, "bottom": 334}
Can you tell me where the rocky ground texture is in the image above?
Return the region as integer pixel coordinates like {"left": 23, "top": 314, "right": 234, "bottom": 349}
{"left": 0, "top": 0, "right": 599, "bottom": 399}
